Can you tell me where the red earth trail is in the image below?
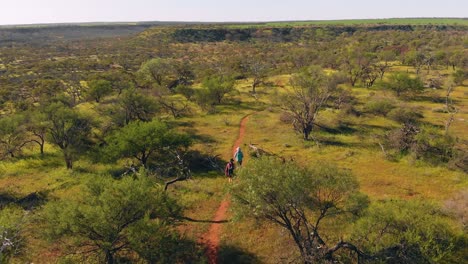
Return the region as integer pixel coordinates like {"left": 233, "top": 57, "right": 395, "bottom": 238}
{"left": 200, "top": 114, "right": 251, "bottom": 264}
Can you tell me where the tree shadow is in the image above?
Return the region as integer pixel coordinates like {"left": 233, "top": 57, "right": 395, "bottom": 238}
{"left": 185, "top": 129, "right": 218, "bottom": 144}
{"left": 180, "top": 216, "right": 230, "bottom": 224}
{"left": 218, "top": 244, "right": 261, "bottom": 264}
{"left": 187, "top": 150, "right": 227, "bottom": 176}
{"left": 317, "top": 123, "right": 357, "bottom": 135}
{"left": 0, "top": 191, "right": 47, "bottom": 210}
{"left": 315, "top": 135, "right": 375, "bottom": 149}
{"left": 107, "top": 150, "right": 227, "bottom": 180}
{"left": 216, "top": 100, "right": 265, "bottom": 114}
{"left": 373, "top": 244, "right": 431, "bottom": 264}
{"left": 360, "top": 123, "right": 394, "bottom": 131}
{"left": 408, "top": 95, "right": 460, "bottom": 104}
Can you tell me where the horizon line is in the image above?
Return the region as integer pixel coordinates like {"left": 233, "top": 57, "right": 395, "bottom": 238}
{"left": 1, "top": 16, "right": 467, "bottom": 27}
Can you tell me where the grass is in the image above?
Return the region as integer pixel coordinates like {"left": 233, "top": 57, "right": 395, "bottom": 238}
{"left": 211, "top": 68, "right": 467, "bottom": 262}
{"left": 2, "top": 64, "right": 467, "bottom": 262}
{"left": 226, "top": 18, "right": 468, "bottom": 28}
{"left": 264, "top": 18, "right": 468, "bottom": 27}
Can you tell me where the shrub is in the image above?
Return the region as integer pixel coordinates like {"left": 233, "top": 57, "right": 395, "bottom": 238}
{"left": 387, "top": 106, "right": 424, "bottom": 124}
{"left": 383, "top": 72, "right": 424, "bottom": 97}
{"left": 40, "top": 174, "right": 193, "bottom": 263}
{"left": 353, "top": 200, "right": 458, "bottom": 263}
{"left": 443, "top": 190, "right": 468, "bottom": 230}
{"left": 385, "top": 123, "right": 419, "bottom": 153}
{"left": 87, "top": 79, "right": 113, "bottom": 103}
{"left": 453, "top": 69, "right": 467, "bottom": 86}
{"left": 195, "top": 75, "right": 234, "bottom": 111}
{"left": 385, "top": 124, "right": 456, "bottom": 165}
{"left": 448, "top": 144, "right": 468, "bottom": 173}
{"left": 175, "top": 85, "right": 195, "bottom": 100}
{"left": 0, "top": 205, "right": 26, "bottom": 263}
{"left": 279, "top": 111, "right": 294, "bottom": 124}
{"left": 364, "top": 98, "right": 395, "bottom": 116}
{"left": 412, "top": 125, "right": 455, "bottom": 164}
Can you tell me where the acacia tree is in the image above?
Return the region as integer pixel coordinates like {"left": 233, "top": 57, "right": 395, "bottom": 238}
{"left": 24, "top": 111, "right": 48, "bottom": 155}
{"left": 383, "top": 72, "right": 424, "bottom": 97}
{"left": 242, "top": 57, "right": 269, "bottom": 94}
{"left": 87, "top": 79, "right": 113, "bottom": 103}
{"left": 105, "top": 120, "right": 191, "bottom": 168}
{"left": 340, "top": 48, "right": 374, "bottom": 87}
{"left": 137, "top": 58, "right": 174, "bottom": 89}
{"left": 137, "top": 59, "right": 192, "bottom": 118}
{"left": 231, "top": 157, "right": 369, "bottom": 263}
{"left": 376, "top": 50, "right": 395, "bottom": 80}
{"left": 116, "top": 88, "right": 159, "bottom": 125}
{"left": 43, "top": 103, "right": 92, "bottom": 169}
{"left": 404, "top": 50, "right": 426, "bottom": 75}
{"left": 42, "top": 174, "right": 187, "bottom": 264}
{"left": 0, "top": 115, "right": 28, "bottom": 159}
{"left": 281, "top": 66, "right": 342, "bottom": 141}
{"left": 33, "top": 78, "right": 65, "bottom": 103}
{"left": 353, "top": 200, "right": 458, "bottom": 263}
{"left": 195, "top": 75, "right": 235, "bottom": 111}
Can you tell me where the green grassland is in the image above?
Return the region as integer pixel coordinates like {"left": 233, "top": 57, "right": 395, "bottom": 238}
{"left": 1, "top": 65, "right": 466, "bottom": 263}
{"left": 224, "top": 18, "right": 468, "bottom": 28}
{"left": 263, "top": 18, "right": 468, "bottom": 26}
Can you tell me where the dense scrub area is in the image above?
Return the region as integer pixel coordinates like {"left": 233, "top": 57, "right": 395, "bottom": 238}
{"left": 0, "top": 20, "right": 467, "bottom": 263}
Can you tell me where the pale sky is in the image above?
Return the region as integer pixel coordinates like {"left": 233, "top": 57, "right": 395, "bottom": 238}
{"left": 0, "top": 0, "right": 466, "bottom": 25}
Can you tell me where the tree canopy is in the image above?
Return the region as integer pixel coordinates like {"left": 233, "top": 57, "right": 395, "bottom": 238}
{"left": 231, "top": 157, "right": 369, "bottom": 263}
{"left": 104, "top": 120, "right": 192, "bottom": 168}
{"left": 41, "top": 174, "right": 191, "bottom": 264}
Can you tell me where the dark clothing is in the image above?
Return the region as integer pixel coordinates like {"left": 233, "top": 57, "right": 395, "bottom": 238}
{"left": 225, "top": 161, "right": 235, "bottom": 177}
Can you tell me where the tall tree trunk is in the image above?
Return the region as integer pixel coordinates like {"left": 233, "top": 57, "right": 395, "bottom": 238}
{"left": 64, "top": 151, "right": 73, "bottom": 169}
{"left": 303, "top": 124, "right": 312, "bottom": 141}
{"left": 105, "top": 250, "right": 114, "bottom": 264}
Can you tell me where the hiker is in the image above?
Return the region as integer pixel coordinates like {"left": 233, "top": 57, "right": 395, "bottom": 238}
{"left": 234, "top": 147, "right": 244, "bottom": 166}
{"left": 225, "top": 158, "right": 235, "bottom": 182}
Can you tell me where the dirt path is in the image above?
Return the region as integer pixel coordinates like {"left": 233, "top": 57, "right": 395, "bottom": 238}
{"left": 200, "top": 114, "right": 250, "bottom": 264}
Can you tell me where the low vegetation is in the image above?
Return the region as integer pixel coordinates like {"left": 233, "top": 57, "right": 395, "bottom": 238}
{"left": 0, "top": 19, "right": 466, "bottom": 263}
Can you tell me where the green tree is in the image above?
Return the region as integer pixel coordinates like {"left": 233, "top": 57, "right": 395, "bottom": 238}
{"left": 43, "top": 103, "right": 92, "bottom": 169}
{"left": 41, "top": 174, "right": 184, "bottom": 264}
{"left": 340, "top": 48, "right": 374, "bottom": 87}
{"left": 87, "top": 79, "right": 113, "bottom": 103}
{"left": 383, "top": 72, "right": 424, "bottom": 97}
{"left": 33, "top": 78, "right": 65, "bottom": 103}
{"left": 376, "top": 50, "right": 396, "bottom": 80}
{"left": 104, "top": 120, "right": 191, "bottom": 168}
{"left": 231, "top": 157, "right": 369, "bottom": 263}
{"left": 241, "top": 57, "right": 269, "bottom": 94}
{"left": 0, "top": 114, "right": 28, "bottom": 159}
{"left": 452, "top": 69, "right": 467, "bottom": 86}
{"left": 0, "top": 206, "right": 26, "bottom": 263}
{"left": 195, "top": 75, "right": 235, "bottom": 110}
{"left": 137, "top": 58, "right": 174, "bottom": 89}
{"left": 115, "top": 88, "right": 159, "bottom": 125}
{"left": 281, "top": 66, "right": 343, "bottom": 141}
{"left": 353, "top": 200, "right": 458, "bottom": 263}
{"left": 412, "top": 125, "right": 455, "bottom": 164}
{"left": 23, "top": 111, "right": 48, "bottom": 155}
{"left": 404, "top": 50, "right": 426, "bottom": 75}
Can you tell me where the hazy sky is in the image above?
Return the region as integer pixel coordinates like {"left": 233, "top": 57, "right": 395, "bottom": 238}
{"left": 1, "top": 0, "right": 467, "bottom": 25}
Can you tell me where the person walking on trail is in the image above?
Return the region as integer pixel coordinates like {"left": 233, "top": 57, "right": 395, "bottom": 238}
{"left": 225, "top": 159, "right": 235, "bottom": 182}
{"left": 234, "top": 147, "right": 244, "bottom": 166}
